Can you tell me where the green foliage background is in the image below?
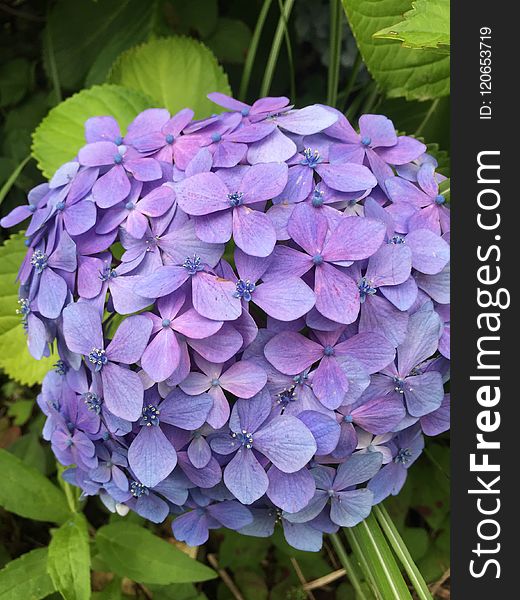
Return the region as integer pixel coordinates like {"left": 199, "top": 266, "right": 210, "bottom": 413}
{"left": 0, "top": 1, "right": 450, "bottom": 598}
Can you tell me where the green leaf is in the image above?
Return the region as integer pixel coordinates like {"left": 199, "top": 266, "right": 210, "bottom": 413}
{"left": 374, "top": 505, "right": 433, "bottom": 600}
{"left": 7, "top": 399, "right": 34, "bottom": 426}
{"left": 342, "top": 0, "right": 449, "bottom": 100}
{"left": 147, "top": 583, "right": 207, "bottom": 600}
{"left": 166, "top": 0, "right": 218, "bottom": 39}
{"left": 235, "top": 570, "right": 269, "bottom": 600}
{"left": 374, "top": 0, "right": 449, "bottom": 52}
{"left": 0, "top": 233, "right": 57, "bottom": 385}
{"left": 44, "top": 0, "right": 158, "bottom": 90}
{"left": 96, "top": 522, "right": 217, "bottom": 584}
{"left": 0, "top": 448, "right": 70, "bottom": 524}
{"left": 47, "top": 513, "right": 91, "bottom": 600}
{"left": 0, "top": 58, "right": 33, "bottom": 108}
{"left": 345, "top": 514, "right": 413, "bottom": 600}
{"left": 108, "top": 36, "right": 231, "bottom": 119}
{"left": 91, "top": 577, "right": 123, "bottom": 600}
{"left": 8, "top": 433, "right": 47, "bottom": 473}
{"left": 206, "top": 18, "right": 252, "bottom": 64}
{"left": 31, "top": 84, "right": 153, "bottom": 178}
{"left": 0, "top": 548, "right": 56, "bottom": 600}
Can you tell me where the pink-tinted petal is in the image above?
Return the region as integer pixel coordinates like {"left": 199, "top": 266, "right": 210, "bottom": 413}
{"left": 232, "top": 206, "right": 277, "bottom": 257}
{"left": 192, "top": 272, "right": 242, "bottom": 321}
{"left": 317, "top": 163, "right": 376, "bottom": 193}
{"left": 254, "top": 278, "right": 315, "bottom": 320}
{"left": 247, "top": 128, "right": 297, "bottom": 164}
{"left": 141, "top": 329, "right": 180, "bottom": 382}
{"left": 106, "top": 315, "right": 153, "bottom": 364}
{"left": 313, "top": 356, "right": 350, "bottom": 408}
{"left": 176, "top": 172, "right": 229, "bottom": 216}
{"left": 264, "top": 332, "right": 323, "bottom": 375}
{"left": 315, "top": 263, "right": 360, "bottom": 324}
{"left": 322, "top": 216, "right": 386, "bottom": 262}
{"left": 92, "top": 166, "right": 131, "bottom": 208}
{"left": 220, "top": 360, "right": 267, "bottom": 398}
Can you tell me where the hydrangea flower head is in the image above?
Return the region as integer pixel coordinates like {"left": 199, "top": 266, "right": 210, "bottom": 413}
{"left": 2, "top": 93, "right": 449, "bottom": 552}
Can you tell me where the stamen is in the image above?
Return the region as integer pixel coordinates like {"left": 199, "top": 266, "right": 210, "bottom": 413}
{"left": 228, "top": 192, "right": 243, "bottom": 207}
{"left": 393, "top": 377, "right": 405, "bottom": 394}
{"left": 312, "top": 188, "right": 325, "bottom": 207}
{"left": 277, "top": 387, "right": 297, "bottom": 408}
{"left": 182, "top": 255, "right": 204, "bottom": 275}
{"left": 88, "top": 348, "right": 108, "bottom": 372}
{"left": 84, "top": 392, "right": 102, "bottom": 415}
{"left": 301, "top": 148, "right": 322, "bottom": 168}
{"left": 233, "top": 279, "right": 255, "bottom": 301}
{"left": 388, "top": 235, "right": 406, "bottom": 245}
{"left": 358, "top": 277, "right": 377, "bottom": 302}
{"left": 231, "top": 429, "right": 254, "bottom": 449}
{"left": 394, "top": 447, "right": 413, "bottom": 465}
{"left": 130, "top": 481, "right": 149, "bottom": 498}
{"left": 31, "top": 250, "right": 48, "bottom": 273}
{"left": 140, "top": 404, "right": 160, "bottom": 427}
{"left": 165, "top": 134, "right": 174, "bottom": 144}
{"left": 54, "top": 360, "right": 69, "bottom": 376}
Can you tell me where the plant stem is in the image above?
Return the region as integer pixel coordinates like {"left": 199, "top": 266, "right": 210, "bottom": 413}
{"left": 239, "top": 0, "right": 273, "bottom": 101}
{"left": 374, "top": 505, "right": 433, "bottom": 600}
{"left": 362, "top": 83, "right": 380, "bottom": 115}
{"left": 260, "top": 0, "right": 295, "bottom": 97}
{"left": 277, "top": 0, "right": 296, "bottom": 102}
{"left": 415, "top": 98, "right": 440, "bottom": 137}
{"left": 341, "top": 51, "right": 362, "bottom": 111}
{"left": 343, "top": 528, "right": 382, "bottom": 600}
{"left": 0, "top": 155, "right": 31, "bottom": 207}
{"left": 330, "top": 532, "right": 370, "bottom": 600}
{"left": 327, "top": 0, "right": 343, "bottom": 107}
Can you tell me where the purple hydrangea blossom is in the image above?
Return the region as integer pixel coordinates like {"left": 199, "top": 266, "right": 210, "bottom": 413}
{"left": 3, "top": 95, "right": 450, "bottom": 552}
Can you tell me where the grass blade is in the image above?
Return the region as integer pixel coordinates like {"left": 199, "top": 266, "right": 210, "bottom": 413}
{"left": 239, "top": 0, "right": 273, "bottom": 101}
{"left": 260, "top": 0, "right": 295, "bottom": 97}
{"left": 347, "top": 514, "right": 413, "bottom": 600}
{"left": 327, "top": 0, "right": 343, "bottom": 107}
{"left": 330, "top": 532, "right": 371, "bottom": 600}
{"left": 374, "top": 505, "right": 433, "bottom": 600}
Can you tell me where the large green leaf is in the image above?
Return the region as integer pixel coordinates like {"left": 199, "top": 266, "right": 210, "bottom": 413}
{"left": 0, "top": 448, "right": 70, "bottom": 524}
{"left": 0, "top": 233, "right": 56, "bottom": 385}
{"left": 96, "top": 522, "right": 217, "bottom": 584}
{"left": 44, "top": 0, "right": 158, "bottom": 90}
{"left": 374, "top": 0, "right": 449, "bottom": 52}
{"left": 108, "top": 36, "right": 231, "bottom": 119}
{"left": 31, "top": 84, "right": 153, "bottom": 178}
{"left": 342, "top": 0, "right": 449, "bottom": 100}
{"left": 0, "top": 548, "right": 56, "bottom": 600}
{"left": 47, "top": 513, "right": 91, "bottom": 600}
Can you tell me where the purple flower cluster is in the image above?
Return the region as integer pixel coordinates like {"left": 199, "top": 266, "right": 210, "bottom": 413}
{"left": 2, "top": 94, "right": 450, "bottom": 552}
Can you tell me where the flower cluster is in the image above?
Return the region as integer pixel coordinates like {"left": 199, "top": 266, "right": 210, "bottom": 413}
{"left": 2, "top": 95, "right": 450, "bottom": 552}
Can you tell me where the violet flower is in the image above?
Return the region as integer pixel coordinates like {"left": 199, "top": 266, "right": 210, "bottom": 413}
{"left": 62, "top": 302, "right": 152, "bottom": 421}
{"left": 175, "top": 163, "right": 288, "bottom": 257}
{"left": 210, "top": 389, "right": 317, "bottom": 504}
